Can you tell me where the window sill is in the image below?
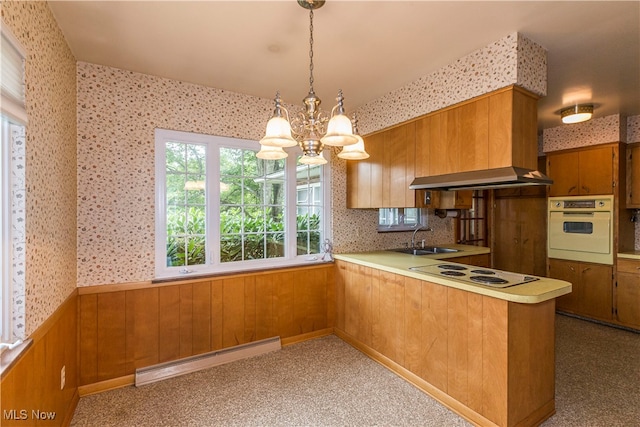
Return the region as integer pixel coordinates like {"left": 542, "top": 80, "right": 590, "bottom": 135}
{"left": 153, "top": 258, "right": 334, "bottom": 284}
{"left": 0, "top": 338, "right": 33, "bottom": 378}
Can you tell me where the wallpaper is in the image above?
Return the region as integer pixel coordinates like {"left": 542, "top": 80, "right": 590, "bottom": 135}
{"left": 1, "top": 1, "right": 78, "bottom": 334}
{"left": 356, "top": 32, "right": 547, "bottom": 135}
{"left": 77, "top": 31, "right": 546, "bottom": 285}
{"left": 543, "top": 114, "right": 626, "bottom": 152}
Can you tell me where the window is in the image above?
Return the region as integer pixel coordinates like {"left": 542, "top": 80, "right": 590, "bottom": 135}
{"left": 155, "top": 129, "right": 330, "bottom": 278}
{"left": 1, "top": 26, "right": 27, "bottom": 346}
{"left": 378, "top": 208, "right": 425, "bottom": 232}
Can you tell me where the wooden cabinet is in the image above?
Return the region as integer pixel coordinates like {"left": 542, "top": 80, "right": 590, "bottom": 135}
{"left": 347, "top": 122, "right": 416, "bottom": 208}
{"left": 416, "top": 189, "right": 472, "bottom": 209}
{"left": 548, "top": 259, "right": 613, "bottom": 321}
{"left": 415, "top": 86, "right": 538, "bottom": 175}
{"left": 626, "top": 142, "right": 640, "bottom": 208}
{"left": 616, "top": 259, "right": 640, "bottom": 329}
{"left": 493, "top": 193, "right": 547, "bottom": 276}
{"left": 334, "top": 259, "right": 556, "bottom": 427}
{"left": 347, "top": 86, "right": 538, "bottom": 209}
{"left": 547, "top": 144, "right": 617, "bottom": 196}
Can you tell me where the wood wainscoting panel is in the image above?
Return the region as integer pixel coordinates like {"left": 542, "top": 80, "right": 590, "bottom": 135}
{"left": 158, "top": 285, "right": 181, "bottom": 362}
{"left": 125, "top": 287, "right": 159, "bottom": 372}
{"left": 78, "top": 263, "right": 334, "bottom": 387}
{"left": 97, "top": 292, "right": 127, "bottom": 382}
{"left": 1, "top": 291, "right": 79, "bottom": 427}
{"left": 419, "top": 280, "right": 448, "bottom": 393}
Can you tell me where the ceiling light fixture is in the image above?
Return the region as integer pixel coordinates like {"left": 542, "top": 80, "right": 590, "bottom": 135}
{"left": 560, "top": 104, "right": 594, "bottom": 124}
{"left": 258, "top": 0, "right": 367, "bottom": 164}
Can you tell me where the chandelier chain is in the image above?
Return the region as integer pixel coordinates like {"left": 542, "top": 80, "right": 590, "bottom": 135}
{"left": 308, "top": 9, "right": 314, "bottom": 92}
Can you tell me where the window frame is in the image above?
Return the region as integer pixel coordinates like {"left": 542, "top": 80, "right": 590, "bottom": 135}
{"left": 154, "top": 128, "right": 331, "bottom": 279}
{"left": 1, "top": 22, "right": 27, "bottom": 346}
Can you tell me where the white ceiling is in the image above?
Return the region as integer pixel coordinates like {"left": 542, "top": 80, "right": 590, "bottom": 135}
{"left": 48, "top": 1, "right": 640, "bottom": 131}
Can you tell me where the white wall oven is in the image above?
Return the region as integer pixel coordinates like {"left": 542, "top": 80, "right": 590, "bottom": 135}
{"left": 548, "top": 195, "right": 614, "bottom": 265}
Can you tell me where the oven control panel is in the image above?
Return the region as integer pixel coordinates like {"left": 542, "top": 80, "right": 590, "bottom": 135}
{"left": 549, "top": 196, "right": 612, "bottom": 212}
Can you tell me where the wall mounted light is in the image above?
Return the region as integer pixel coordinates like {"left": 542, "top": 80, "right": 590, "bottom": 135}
{"left": 560, "top": 104, "right": 594, "bottom": 124}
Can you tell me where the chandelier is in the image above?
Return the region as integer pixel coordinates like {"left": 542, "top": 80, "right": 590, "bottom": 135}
{"left": 257, "top": 0, "right": 369, "bottom": 164}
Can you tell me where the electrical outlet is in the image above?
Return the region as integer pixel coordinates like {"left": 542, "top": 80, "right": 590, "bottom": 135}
{"left": 60, "top": 365, "right": 65, "bottom": 390}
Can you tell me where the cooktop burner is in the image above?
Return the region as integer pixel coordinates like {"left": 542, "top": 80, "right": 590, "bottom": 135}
{"left": 438, "top": 264, "right": 468, "bottom": 271}
{"left": 470, "top": 269, "right": 495, "bottom": 275}
{"left": 409, "top": 263, "right": 540, "bottom": 288}
{"left": 441, "top": 271, "right": 466, "bottom": 277}
{"left": 470, "top": 275, "right": 508, "bottom": 285}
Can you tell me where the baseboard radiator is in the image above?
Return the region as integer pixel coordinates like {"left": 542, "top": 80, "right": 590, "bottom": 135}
{"left": 135, "top": 336, "right": 282, "bottom": 386}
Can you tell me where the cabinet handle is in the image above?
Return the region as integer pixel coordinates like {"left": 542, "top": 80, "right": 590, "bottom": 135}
{"left": 582, "top": 186, "right": 590, "bottom": 193}
{"left": 570, "top": 266, "right": 575, "bottom": 272}
{"left": 582, "top": 267, "right": 591, "bottom": 273}
{"left": 568, "top": 186, "right": 577, "bottom": 194}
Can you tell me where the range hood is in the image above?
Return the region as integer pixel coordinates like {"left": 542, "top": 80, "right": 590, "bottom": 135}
{"left": 409, "top": 167, "right": 553, "bottom": 191}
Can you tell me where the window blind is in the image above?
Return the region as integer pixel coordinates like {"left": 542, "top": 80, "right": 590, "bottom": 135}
{"left": 1, "top": 28, "right": 27, "bottom": 124}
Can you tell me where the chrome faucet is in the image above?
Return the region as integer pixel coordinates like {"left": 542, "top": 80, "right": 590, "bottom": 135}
{"left": 411, "top": 225, "right": 433, "bottom": 248}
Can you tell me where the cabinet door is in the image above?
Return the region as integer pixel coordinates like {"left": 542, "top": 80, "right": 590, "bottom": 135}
{"left": 368, "top": 132, "right": 385, "bottom": 208}
{"left": 616, "top": 260, "right": 640, "bottom": 328}
{"left": 493, "top": 198, "right": 521, "bottom": 273}
{"left": 547, "top": 151, "right": 580, "bottom": 196}
{"left": 579, "top": 146, "right": 614, "bottom": 195}
{"left": 579, "top": 264, "right": 613, "bottom": 321}
{"left": 548, "top": 259, "right": 580, "bottom": 313}
{"left": 347, "top": 131, "right": 384, "bottom": 208}
{"left": 518, "top": 197, "right": 547, "bottom": 276}
{"left": 383, "top": 122, "right": 416, "bottom": 208}
{"left": 458, "top": 98, "right": 489, "bottom": 172}
{"left": 617, "top": 272, "right": 640, "bottom": 328}
{"left": 627, "top": 144, "right": 640, "bottom": 207}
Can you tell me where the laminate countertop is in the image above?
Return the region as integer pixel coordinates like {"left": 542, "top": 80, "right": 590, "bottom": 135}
{"left": 334, "top": 244, "right": 571, "bottom": 304}
{"left": 618, "top": 251, "right": 640, "bottom": 260}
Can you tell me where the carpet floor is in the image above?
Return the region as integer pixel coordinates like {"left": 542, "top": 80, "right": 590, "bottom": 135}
{"left": 71, "top": 314, "right": 639, "bottom": 426}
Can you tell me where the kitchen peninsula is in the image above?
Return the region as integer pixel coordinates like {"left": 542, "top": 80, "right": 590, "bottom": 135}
{"left": 334, "top": 247, "right": 571, "bottom": 427}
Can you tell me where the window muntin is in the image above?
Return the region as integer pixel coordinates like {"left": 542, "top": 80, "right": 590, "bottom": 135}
{"left": 165, "top": 141, "right": 207, "bottom": 267}
{"left": 219, "top": 147, "right": 286, "bottom": 262}
{"left": 155, "top": 129, "right": 329, "bottom": 278}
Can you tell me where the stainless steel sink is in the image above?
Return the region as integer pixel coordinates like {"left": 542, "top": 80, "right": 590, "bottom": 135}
{"left": 388, "top": 247, "right": 460, "bottom": 255}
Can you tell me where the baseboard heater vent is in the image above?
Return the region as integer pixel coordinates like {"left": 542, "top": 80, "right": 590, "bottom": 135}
{"left": 135, "top": 336, "right": 281, "bottom": 387}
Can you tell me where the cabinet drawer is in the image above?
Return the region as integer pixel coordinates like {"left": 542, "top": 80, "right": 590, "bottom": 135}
{"left": 618, "top": 259, "right": 640, "bottom": 274}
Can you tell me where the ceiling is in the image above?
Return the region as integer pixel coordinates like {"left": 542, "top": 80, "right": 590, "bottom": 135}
{"left": 48, "top": 1, "right": 640, "bottom": 132}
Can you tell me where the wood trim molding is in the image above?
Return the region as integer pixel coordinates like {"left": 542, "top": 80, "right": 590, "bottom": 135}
{"left": 281, "top": 328, "right": 333, "bottom": 346}
{"left": 78, "top": 374, "right": 135, "bottom": 397}
{"left": 334, "top": 329, "right": 499, "bottom": 427}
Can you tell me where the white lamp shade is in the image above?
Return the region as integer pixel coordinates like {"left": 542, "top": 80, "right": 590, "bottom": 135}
{"left": 299, "top": 153, "right": 327, "bottom": 165}
{"left": 256, "top": 144, "right": 288, "bottom": 160}
{"left": 561, "top": 104, "right": 594, "bottom": 124}
{"left": 321, "top": 114, "right": 358, "bottom": 146}
{"left": 260, "top": 116, "right": 298, "bottom": 147}
{"left": 337, "top": 135, "right": 369, "bottom": 160}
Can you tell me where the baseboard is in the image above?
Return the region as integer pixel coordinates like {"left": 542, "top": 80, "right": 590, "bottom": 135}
{"left": 135, "top": 337, "right": 281, "bottom": 386}
{"left": 333, "top": 328, "right": 499, "bottom": 427}
{"left": 281, "top": 328, "right": 334, "bottom": 346}
{"left": 78, "top": 375, "right": 135, "bottom": 397}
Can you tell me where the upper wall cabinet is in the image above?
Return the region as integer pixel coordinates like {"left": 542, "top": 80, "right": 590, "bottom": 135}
{"left": 546, "top": 144, "right": 618, "bottom": 196}
{"left": 347, "top": 86, "right": 539, "bottom": 209}
{"left": 347, "top": 121, "right": 416, "bottom": 208}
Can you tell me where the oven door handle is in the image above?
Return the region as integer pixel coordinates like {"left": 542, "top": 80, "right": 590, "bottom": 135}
{"left": 561, "top": 212, "right": 595, "bottom": 216}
